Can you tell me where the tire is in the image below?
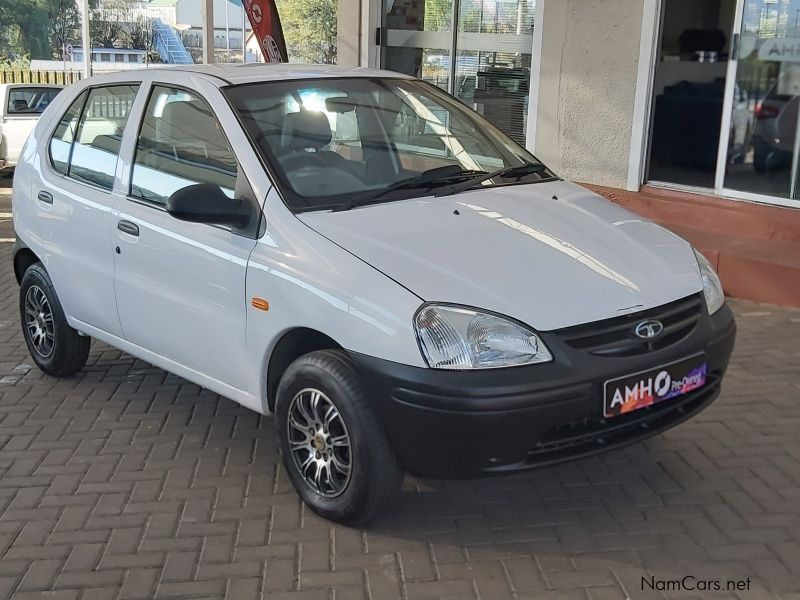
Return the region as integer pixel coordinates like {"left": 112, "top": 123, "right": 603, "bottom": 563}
{"left": 275, "top": 349, "right": 403, "bottom": 526}
{"left": 19, "top": 262, "right": 90, "bottom": 377}
{"left": 753, "top": 143, "right": 769, "bottom": 174}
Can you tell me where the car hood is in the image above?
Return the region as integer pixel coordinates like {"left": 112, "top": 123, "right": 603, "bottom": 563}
{"left": 297, "top": 180, "right": 703, "bottom": 331}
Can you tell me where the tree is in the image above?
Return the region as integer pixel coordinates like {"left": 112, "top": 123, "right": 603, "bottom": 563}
{"left": 90, "top": 9, "right": 126, "bottom": 48}
{"left": 276, "top": 0, "right": 336, "bottom": 64}
{"left": 0, "top": 0, "right": 51, "bottom": 59}
{"left": 127, "top": 15, "right": 159, "bottom": 63}
{"left": 49, "top": 0, "right": 81, "bottom": 59}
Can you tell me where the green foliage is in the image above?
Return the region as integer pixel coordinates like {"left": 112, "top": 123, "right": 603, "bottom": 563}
{"left": 0, "top": 54, "right": 31, "bottom": 70}
{"left": 276, "top": 0, "right": 336, "bottom": 64}
{"left": 424, "top": 0, "right": 450, "bottom": 30}
{"left": 0, "top": 0, "right": 82, "bottom": 60}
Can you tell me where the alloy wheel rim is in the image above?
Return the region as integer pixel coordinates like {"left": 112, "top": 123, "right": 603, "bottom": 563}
{"left": 286, "top": 388, "right": 352, "bottom": 497}
{"left": 24, "top": 285, "right": 55, "bottom": 358}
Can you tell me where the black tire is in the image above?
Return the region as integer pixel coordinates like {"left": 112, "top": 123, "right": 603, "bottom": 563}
{"left": 19, "top": 262, "right": 90, "bottom": 377}
{"left": 275, "top": 349, "right": 403, "bottom": 526}
{"left": 753, "top": 143, "right": 769, "bottom": 174}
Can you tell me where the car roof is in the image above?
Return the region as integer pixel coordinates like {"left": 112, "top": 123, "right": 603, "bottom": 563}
{"left": 74, "top": 63, "right": 413, "bottom": 87}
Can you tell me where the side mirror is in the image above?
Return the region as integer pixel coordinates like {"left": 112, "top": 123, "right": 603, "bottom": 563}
{"left": 166, "top": 183, "right": 250, "bottom": 227}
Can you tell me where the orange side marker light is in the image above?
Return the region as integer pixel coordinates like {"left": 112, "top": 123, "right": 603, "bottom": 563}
{"left": 251, "top": 297, "right": 269, "bottom": 311}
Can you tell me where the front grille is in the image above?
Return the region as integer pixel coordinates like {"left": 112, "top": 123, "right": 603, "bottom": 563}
{"left": 526, "top": 376, "right": 719, "bottom": 464}
{"left": 555, "top": 294, "right": 703, "bottom": 357}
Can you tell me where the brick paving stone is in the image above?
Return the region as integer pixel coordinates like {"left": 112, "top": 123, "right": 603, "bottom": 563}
{"left": 1, "top": 179, "right": 800, "bottom": 599}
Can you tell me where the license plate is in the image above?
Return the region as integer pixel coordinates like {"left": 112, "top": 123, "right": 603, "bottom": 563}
{"left": 603, "top": 355, "right": 707, "bottom": 418}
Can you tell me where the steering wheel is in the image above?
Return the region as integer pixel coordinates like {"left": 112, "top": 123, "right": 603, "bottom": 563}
{"left": 280, "top": 152, "right": 326, "bottom": 172}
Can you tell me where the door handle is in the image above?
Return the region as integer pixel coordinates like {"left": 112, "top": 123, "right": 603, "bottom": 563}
{"left": 37, "top": 191, "right": 53, "bottom": 204}
{"left": 117, "top": 220, "right": 139, "bottom": 236}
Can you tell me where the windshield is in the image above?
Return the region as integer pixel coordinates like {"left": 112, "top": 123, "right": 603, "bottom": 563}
{"left": 224, "top": 78, "right": 555, "bottom": 212}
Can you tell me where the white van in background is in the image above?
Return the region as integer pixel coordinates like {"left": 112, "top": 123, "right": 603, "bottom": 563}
{"left": 0, "top": 84, "right": 63, "bottom": 171}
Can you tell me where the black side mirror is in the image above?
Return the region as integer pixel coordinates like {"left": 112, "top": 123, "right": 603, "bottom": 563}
{"left": 166, "top": 183, "right": 250, "bottom": 227}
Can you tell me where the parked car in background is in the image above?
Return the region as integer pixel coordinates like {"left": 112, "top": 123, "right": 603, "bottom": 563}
{"left": 752, "top": 69, "right": 800, "bottom": 173}
{"left": 0, "top": 84, "right": 63, "bottom": 171}
{"left": 11, "top": 65, "right": 735, "bottom": 525}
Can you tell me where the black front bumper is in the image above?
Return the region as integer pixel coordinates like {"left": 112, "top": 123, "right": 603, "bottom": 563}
{"left": 350, "top": 302, "right": 736, "bottom": 478}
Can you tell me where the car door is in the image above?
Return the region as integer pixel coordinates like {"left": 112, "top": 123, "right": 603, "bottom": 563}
{"left": 3, "top": 86, "right": 61, "bottom": 165}
{"left": 112, "top": 78, "right": 264, "bottom": 398}
{"left": 37, "top": 83, "right": 140, "bottom": 338}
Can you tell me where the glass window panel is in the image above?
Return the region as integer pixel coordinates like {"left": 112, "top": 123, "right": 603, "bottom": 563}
{"left": 49, "top": 91, "right": 87, "bottom": 176}
{"left": 69, "top": 85, "right": 139, "bottom": 191}
{"left": 226, "top": 77, "right": 548, "bottom": 211}
{"left": 723, "top": 0, "right": 800, "bottom": 200}
{"left": 7, "top": 87, "right": 62, "bottom": 115}
{"left": 455, "top": 0, "right": 535, "bottom": 146}
{"left": 130, "top": 85, "right": 238, "bottom": 206}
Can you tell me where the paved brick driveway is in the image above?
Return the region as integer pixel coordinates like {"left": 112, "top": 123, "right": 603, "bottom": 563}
{"left": 1, "top": 177, "right": 800, "bottom": 599}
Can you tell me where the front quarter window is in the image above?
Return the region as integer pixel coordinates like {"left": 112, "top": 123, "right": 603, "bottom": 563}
{"left": 225, "top": 77, "right": 554, "bottom": 212}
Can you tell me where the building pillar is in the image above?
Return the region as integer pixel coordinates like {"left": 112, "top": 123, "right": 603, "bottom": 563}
{"left": 202, "top": 0, "right": 215, "bottom": 63}
{"left": 532, "top": 0, "right": 646, "bottom": 190}
{"left": 337, "top": 0, "right": 361, "bottom": 66}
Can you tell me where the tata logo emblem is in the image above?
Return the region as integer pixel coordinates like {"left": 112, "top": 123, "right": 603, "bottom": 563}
{"left": 634, "top": 320, "right": 663, "bottom": 339}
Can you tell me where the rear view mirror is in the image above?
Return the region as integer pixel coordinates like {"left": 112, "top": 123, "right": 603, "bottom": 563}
{"left": 166, "top": 183, "right": 250, "bottom": 227}
{"left": 325, "top": 96, "right": 357, "bottom": 113}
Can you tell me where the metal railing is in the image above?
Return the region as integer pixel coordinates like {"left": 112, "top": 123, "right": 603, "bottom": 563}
{"left": 152, "top": 18, "right": 194, "bottom": 65}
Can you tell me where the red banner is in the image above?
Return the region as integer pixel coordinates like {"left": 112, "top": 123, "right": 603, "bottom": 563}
{"left": 243, "top": 0, "right": 288, "bottom": 63}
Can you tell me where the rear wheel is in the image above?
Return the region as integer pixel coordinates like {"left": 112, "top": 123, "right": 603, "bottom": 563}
{"left": 19, "top": 263, "right": 90, "bottom": 377}
{"left": 753, "top": 143, "right": 770, "bottom": 174}
{"left": 275, "top": 349, "right": 403, "bottom": 525}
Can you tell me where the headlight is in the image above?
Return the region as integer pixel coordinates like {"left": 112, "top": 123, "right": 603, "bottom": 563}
{"left": 694, "top": 249, "right": 724, "bottom": 314}
{"left": 414, "top": 304, "right": 552, "bottom": 369}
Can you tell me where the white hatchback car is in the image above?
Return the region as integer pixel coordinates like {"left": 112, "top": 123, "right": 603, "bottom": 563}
{"left": 12, "top": 65, "right": 736, "bottom": 524}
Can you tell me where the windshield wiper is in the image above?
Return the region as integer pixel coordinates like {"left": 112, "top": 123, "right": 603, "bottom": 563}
{"left": 434, "top": 162, "right": 549, "bottom": 197}
{"left": 332, "top": 165, "right": 487, "bottom": 212}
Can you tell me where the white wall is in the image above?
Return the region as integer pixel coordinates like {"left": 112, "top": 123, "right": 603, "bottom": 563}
{"left": 176, "top": 0, "right": 244, "bottom": 29}
{"left": 532, "top": 0, "right": 646, "bottom": 189}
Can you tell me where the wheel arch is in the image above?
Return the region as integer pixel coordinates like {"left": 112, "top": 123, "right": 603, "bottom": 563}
{"left": 13, "top": 244, "right": 41, "bottom": 285}
{"left": 264, "top": 327, "right": 343, "bottom": 413}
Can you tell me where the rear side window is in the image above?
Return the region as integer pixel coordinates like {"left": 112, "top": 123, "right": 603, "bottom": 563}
{"left": 130, "top": 85, "right": 238, "bottom": 204}
{"left": 49, "top": 91, "right": 87, "bottom": 175}
{"left": 69, "top": 85, "right": 139, "bottom": 190}
{"left": 7, "top": 87, "right": 61, "bottom": 115}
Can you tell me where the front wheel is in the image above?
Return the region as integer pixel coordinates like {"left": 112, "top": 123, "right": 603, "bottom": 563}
{"left": 275, "top": 350, "right": 403, "bottom": 525}
{"left": 19, "top": 263, "right": 90, "bottom": 377}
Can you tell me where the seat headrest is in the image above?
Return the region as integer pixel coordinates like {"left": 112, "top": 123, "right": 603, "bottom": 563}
{"left": 282, "top": 109, "right": 332, "bottom": 152}
{"left": 160, "top": 100, "right": 227, "bottom": 150}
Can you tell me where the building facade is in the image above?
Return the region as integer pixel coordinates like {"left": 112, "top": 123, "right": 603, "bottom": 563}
{"left": 336, "top": 0, "right": 800, "bottom": 306}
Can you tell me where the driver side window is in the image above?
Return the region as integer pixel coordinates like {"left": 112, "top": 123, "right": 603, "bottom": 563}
{"left": 129, "top": 85, "right": 259, "bottom": 237}
{"left": 131, "top": 86, "right": 238, "bottom": 205}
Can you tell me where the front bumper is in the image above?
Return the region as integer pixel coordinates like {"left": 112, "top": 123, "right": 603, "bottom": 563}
{"left": 350, "top": 301, "right": 736, "bottom": 478}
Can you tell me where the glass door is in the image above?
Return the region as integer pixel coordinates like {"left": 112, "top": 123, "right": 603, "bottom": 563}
{"left": 381, "top": 0, "right": 537, "bottom": 146}
{"left": 453, "top": 0, "right": 535, "bottom": 146}
{"left": 382, "top": 0, "right": 455, "bottom": 92}
{"left": 719, "top": 0, "right": 800, "bottom": 205}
